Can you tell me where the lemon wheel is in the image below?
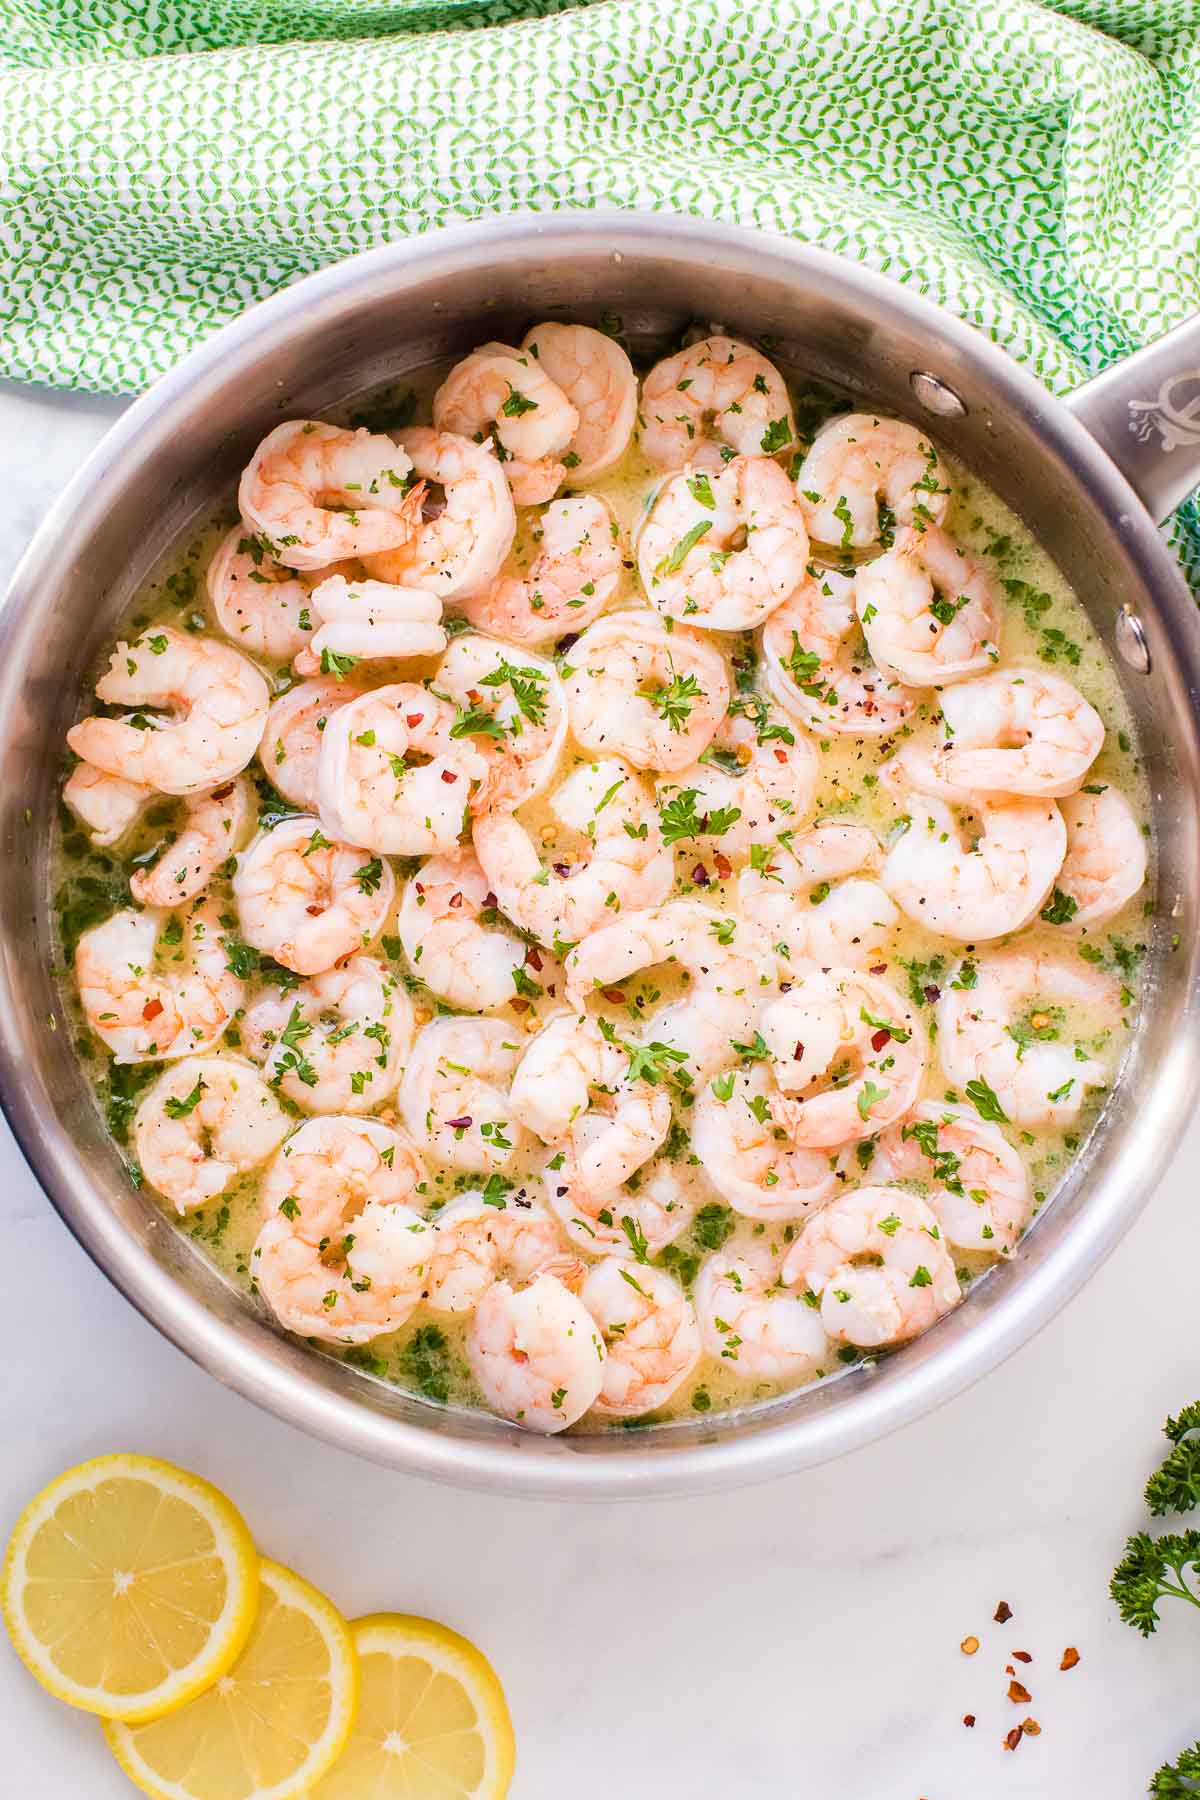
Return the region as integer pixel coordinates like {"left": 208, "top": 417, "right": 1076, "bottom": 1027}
{"left": 309, "top": 1612, "right": 515, "bottom": 1799}
{"left": 104, "top": 1558, "right": 358, "bottom": 1800}
{"left": 1, "top": 1453, "right": 259, "bottom": 1722}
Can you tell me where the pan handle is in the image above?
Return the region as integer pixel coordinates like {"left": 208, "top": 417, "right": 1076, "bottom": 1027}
{"left": 1065, "top": 315, "right": 1200, "bottom": 526}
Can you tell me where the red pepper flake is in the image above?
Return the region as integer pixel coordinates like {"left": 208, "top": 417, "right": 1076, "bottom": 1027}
{"left": 1003, "top": 1725, "right": 1024, "bottom": 1752}
{"left": 510, "top": 998, "right": 530, "bottom": 1014}
{"left": 601, "top": 988, "right": 625, "bottom": 1005}
{"left": 405, "top": 713, "right": 424, "bottom": 728}
{"left": 142, "top": 997, "right": 164, "bottom": 1021}
{"left": 869, "top": 963, "right": 888, "bottom": 976}
{"left": 870, "top": 1027, "right": 890, "bottom": 1052}
{"left": 713, "top": 853, "right": 733, "bottom": 880}
{"left": 445, "top": 1115, "right": 472, "bottom": 1130}
{"left": 212, "top": 782, "right": 234, "bottom": 799}
{"left": 1022, "top": 1717, "right": 1042, "bottom": 1737}
{"left": 994, "top": 1601, "right": 1013, "bottom": 1623}
{"left": 447, "top": 891, "right": 463, "bottom": 910}
{"left": 1007, "top": 1679, "right": 1032, "bottom": 1705}
{"left": 1012, "top": 1649, "right": 1032, "bottom": 1663}
{"left": 306, "top": 903, "right": 323, "bottom": 916}
{"left": 963, "top": 1714, "right": 976, "bottom": 1729}
{"left": 525, "top": 947, "right": 544, "bottom": 972}
{"left": 440, "top": 769, "right": 458, "bottom": 784}
{"left": 1060, "top": 1647, "right": 1080, "bottom": 1671}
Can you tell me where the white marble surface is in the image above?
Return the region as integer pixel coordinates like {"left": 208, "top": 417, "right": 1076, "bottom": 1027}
{"left": 0, "top": 377, "right": 1198, "bottom": 1798}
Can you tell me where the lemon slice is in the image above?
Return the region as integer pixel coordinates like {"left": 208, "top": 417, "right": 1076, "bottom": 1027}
{"left": 309, "top": 1613, "right": 515, "bottom": 1799}
{"left": 1, "top": 1453, "right": 259, "bottom": 1722}
{"left": 104, "top": 1558, "right": 357, "bottom": 1800}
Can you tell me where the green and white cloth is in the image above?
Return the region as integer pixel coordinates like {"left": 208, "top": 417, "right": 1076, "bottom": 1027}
{"left": 1, "top": 0, "right": 1197, "bottom": 567}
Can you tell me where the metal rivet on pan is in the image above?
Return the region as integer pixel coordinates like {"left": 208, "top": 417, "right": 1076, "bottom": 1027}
{"left": 1115, "top": 606, "right": 1152, "bottom": 674}
{"left": 909, "top": 371, "right": 968, "bottom": 418}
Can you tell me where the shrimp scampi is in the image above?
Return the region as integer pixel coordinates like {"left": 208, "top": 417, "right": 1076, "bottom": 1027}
{"left": 640, "top": 336, "right": 795, "bottom": 472}
{"left": 795, "top": 413, "right": 950, "bottom": 551}
{"left": 134, "top": 1057, "right": 289, "bottom": 1214}
{"left": 76, "top": 900, "right": 242, "bottom": 1063}
{"left": 242, "top": 956, "right": 412, "bottom": 1114}
{"left": 59, "top": 318, "right": 1151, "bottom": 1437}
{"left": 782, "top": 1186, "right": 961, "bottom": 1349}
{"left": 69, "top": 630, "right": 269, "bottom": 796}
{"left": 637, "top": 456, "right": 810, "bottom": 630}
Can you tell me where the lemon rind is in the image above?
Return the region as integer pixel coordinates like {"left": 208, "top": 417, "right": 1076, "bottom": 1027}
{"left": 1, "top": 1452, "right": 259, "bottom": 1723}
{"left": 103, "top": 1557, "right": 358, "bottom": 1800}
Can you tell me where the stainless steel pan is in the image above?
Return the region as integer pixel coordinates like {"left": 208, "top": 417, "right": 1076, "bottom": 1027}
{"left": 3, "top": 212, "right": 1199, "bottom": 1498}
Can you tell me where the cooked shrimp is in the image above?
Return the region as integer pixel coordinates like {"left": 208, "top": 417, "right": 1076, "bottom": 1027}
{"left": 563, "top": 611, "right": 730, "bottom": 773}
{"left": 426, "top": 1190, "right": 564, "bottom": 1315}
{"left": 68, "top": 629, "right": 270, "bottom": 796}
{"left": 882, "top": 792, "right": 1066, "bottom": 941}
{"left": 640, "top": 336, "right": 795, "bottom": 472}
{"left": 242, "top": 956, "right": 412, "bottom": 1114}
{"left": 399, "top": 1015, "right": 530, "bottom": 1175}
{"left": 691, "top": 1063, "right": 839, "bottom": 1220}
{"left": 657, "top": 699, "right": 818, "bottom": 864}
{"left": 762, "top": 570, "right": 914, "bottom": 738}
{"left": 315, "top": 682, "right": 487, "bottom": 856}
{"left": 253, "top": 1198, "right": 430, "bottom": 1344}
{"left": 855, "top": 525, "right": 1001, "bottom": 686}
{"left": 637, "top": 457, "right": 810, "bottom": 629}
{"left": 795, "top": 413, "right": 950, "bottom": 551}
{"left": 871, "top": 1099, "right": 1033, "bottom": 1255}
{"left": 206, "top": 525, "right": 320, "bottom": 664}
{"left": 258, "top": 1115, "right": 425, "bottom": 1242}
{"left": 258, "top": 676, "right": 359, "bottom": 810}
{"left": 62, "top": 763, "right": 152, "bottom": 847}
{"left": 292, "top": 576, "right": 446, "bottom": 676}
{"left": 758, "top": 968, "right": 927, "bottom": 1147}
{"left": 934, "top": 669, "right": 1105, "bottom": 798}
{"left": 781, "top": 1186, "right": 961, "bottom": 1348}
{"left": 460, "top": 495, "right": 622, "bottom": 645}
{"left": 233, "top": 816, "right": 395, "bottom": 975}
{"left": 521, "top": 322, "right": 637, "bottom": 483}
{"left": 877, "top": 734, "right": 973, "bottom": 804}
{"left": 694, "top": 1243, "right": 829, "bottom": 1382}
{"left": 1055, "top": 787, "right": 1148, "bottom": 927}
{"left": 467, "top": 1270, "right": 606, "bottom": 1432}
{"left": 432, "top": 344, "right": 579, "bottom": 506}
{"left": 364, "top": 429, "right": 515, "bottom": 599}
{"left": 396, "top": 848, "right": 528, "bottom": 1011}
{"left": 76, "top": 899, "right": 242, "bottom": 1063}
{"left": 565, "top": 901, "right": 777, "bottom": 1080}
{"left": 473, "top": 757, "right": 672, "bottom": 948}
{"left": 935, "top": 949, "right": 1117, "bottom": 1128}
{"left": 511, "top": 1012, "right": 669, "bottom": 1176}
{"left": 511, "top": 1011, "right": 698, "bottom": 1254}
{"left": 129, "top": 776, "right": 252, "bottom": 908}
{"left": 435, "top": 633, "right": 566, "bottom": 809}
{"left": 238, "top": 420, "right": 422, "bottom": 571}
{"left": 738, "top": 822, "right": 899, "bottom": 968}
{"left": 134, "top": 1056, "right": 288, "bottom": 1214}
{"left": 581, "top": 1260, "right": 701, "bottom": 1417}
{"left": 545, "top": 1144, "right": 700, "bottom": 1259}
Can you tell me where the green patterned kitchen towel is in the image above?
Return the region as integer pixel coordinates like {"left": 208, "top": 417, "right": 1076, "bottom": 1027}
{"left": 1, "top": 0, "right": 1197, "bottom": 565}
